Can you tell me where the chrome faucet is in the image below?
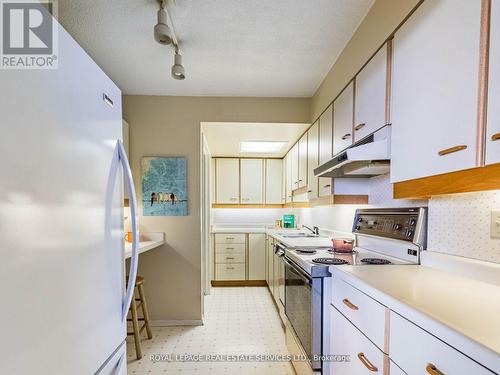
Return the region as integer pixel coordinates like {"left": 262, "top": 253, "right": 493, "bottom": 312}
{"left": 302, "top": 225, "right": 319, "bottom": 235}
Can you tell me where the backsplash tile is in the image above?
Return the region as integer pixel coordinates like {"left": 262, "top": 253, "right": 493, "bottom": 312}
{"left": 428, "top": 191, "right": 500, "bottom": 263}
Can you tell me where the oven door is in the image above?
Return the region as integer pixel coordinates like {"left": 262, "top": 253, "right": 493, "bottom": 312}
{"left": 284, "top": 257, "right": 322, "bottom": 370}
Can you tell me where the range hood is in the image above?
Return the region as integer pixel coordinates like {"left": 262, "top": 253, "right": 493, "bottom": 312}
{"left": 314, "top": 124, "right": 391, "bottom": 178}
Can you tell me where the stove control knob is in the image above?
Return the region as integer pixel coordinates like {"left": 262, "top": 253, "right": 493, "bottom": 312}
{"left": 406, "top": 229, "right": 414, "bottom": 238}
{"left": 355, "top": 225, "right": 361, "bottom": 230}
{"left": 357, "top": 217, "right": 363, "bottom": 223}
{"left": 393, "top": 224, "right": 402, "bottom": 231}
{"left": 409, "top": 217, "right": 417, "bottom": 226}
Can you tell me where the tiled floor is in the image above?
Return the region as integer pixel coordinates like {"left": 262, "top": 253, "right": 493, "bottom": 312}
{"left": 127, "top": 287, "right": 295, "bottom": 374}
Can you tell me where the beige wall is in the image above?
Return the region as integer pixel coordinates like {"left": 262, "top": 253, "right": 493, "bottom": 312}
{"left": 311, "top": 0, "right": 420, "bottom": 121}
{"left": 122, "top": 96, "right": 310, "bottom": 322}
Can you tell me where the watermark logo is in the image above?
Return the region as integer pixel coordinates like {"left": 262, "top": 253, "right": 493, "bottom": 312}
{"left": 1, "top": 0, "right": 58, "bottom": 69}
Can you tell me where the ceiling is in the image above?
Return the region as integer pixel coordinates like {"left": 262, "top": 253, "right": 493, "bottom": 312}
{"left": 57, "top": 0, "right": 374, "bottom": 97}
{"left": 202, "top": 122, "right": 309, "bottom": 157}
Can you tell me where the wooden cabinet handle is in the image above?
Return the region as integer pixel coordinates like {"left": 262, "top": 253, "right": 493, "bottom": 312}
{"left": 426, "top": 364, "right": 444, "bottom": 375}
{"left": 491, "top": 133, "right": 500, "bottom": 141}
{"left": 226, "top": 267, "right": 235, "bottom": 270}
{"left": 307, "top": 190, "right": 312, "bottom": 193}
{"left": 438, "top": 145, "right": 467, "bottom": 156}
{"left": 226, "top": 247, "right": 234, "bottom": 250}
{"left": 341, "top": 133, "right": 352, "bottom": 140}
{"left": 323, "top": 184, "right": 331, "bottom": 188}
{"left": 355, "top": 123, "right": 366, "bottom": 131}
{"left": 357, "top": 353, "right": 378, "bottom": 372}
{"left": 226, "top": 257, "right": 235, "bottom": 260}
{"left": 342, "top": 298, "right": 359, "bottom": 310}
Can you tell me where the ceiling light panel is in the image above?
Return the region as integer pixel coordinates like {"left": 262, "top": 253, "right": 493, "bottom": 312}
{"left": 239, "top": 141, "right": 287, "bottom": 154}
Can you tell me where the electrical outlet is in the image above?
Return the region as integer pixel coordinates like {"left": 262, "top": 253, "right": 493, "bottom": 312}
{"left": 491, "top": 209, "right": 500, "bottom": 239}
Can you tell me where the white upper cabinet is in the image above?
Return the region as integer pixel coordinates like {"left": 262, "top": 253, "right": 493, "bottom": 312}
{"left": 216, "top": 158, "right": 240, "bottom": 203}
{"left": 290, "top": 143, "right": 299, "bottom": 190}
{"left": 319, "top": 104, "right": 334, "bottom": 164}
{"left": 354, "top": 44, "right": 388, "bottom": 141}
{"left": 265, "top": 159, "right": 282, "bottom": 204}
{"left": 298, "top": 133, "right": 308, "bottom": 189}
{"left": 390, "top": 0, "right": 481, "bottom": 183}
{"left": 486, "top": 0, "right": 500, "bottom": 165}
{"left": 307, "top": 121, "right": 319, "bottom": 200}
{"left": 319, "top": 105, "right": 333, "bottom": 196}
{"left": 240, "top": 159, "right": 264, "bottom": 203}
{"left": 333, "top": 82, "right": 354, "bottom": 155}
{"left": 285, "top": 153, "right": 292, "bottom": 202}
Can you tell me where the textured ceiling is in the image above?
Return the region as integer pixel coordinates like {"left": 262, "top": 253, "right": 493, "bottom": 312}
{"left": 58, "top": 0, "right": 373, "bottom": 96}
{"left": 202, "top": 122, "right": 309, "bottom": 157}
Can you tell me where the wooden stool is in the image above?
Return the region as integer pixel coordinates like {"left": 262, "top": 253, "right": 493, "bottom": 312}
{"left": 127, "top": 276, "right": 152, "bottom": 360}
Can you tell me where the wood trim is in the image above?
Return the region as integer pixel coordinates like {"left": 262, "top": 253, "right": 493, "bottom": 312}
{"left": 212, "top": 204, "right": 283, "bottom": 209}
{"left": 393, "top": 163, "right": 500, "bottom": 199}
{"left": 384, "top": 308, "right": 391, "bottom": 354}
{"left": 310, "top": 195, "right": 334, "bottom": 206}
{"left": 333, "top": 195, "right": 369, "bottom": 205}
{"left": 124, "top": 198, "right": 130, "bottom": 207}
{"left": 283, "top": 202, "right": 311, "bottom": 208}
{"left": 292, "top": 186, "right": 308, "bottom": 195}
{"left": 211, "top": 280, "right": 267, "bottom": 287}
{"left": 385, "top": 38, "right": 393, "bottom": 125}
{"left": 476, "top": 0, "right": 491, "bottom": 167}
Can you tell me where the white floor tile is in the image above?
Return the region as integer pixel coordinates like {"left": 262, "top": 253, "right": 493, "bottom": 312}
{"left": 127, "top": 287, "right": 295, "bottom": 375}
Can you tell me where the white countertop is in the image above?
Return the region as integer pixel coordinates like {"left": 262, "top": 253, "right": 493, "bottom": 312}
{"left": 267, "top": 229, "right": 333, "bottom": 248}
{"left": 330, "top": 265, "right": 500, "bottom": 372}
{"left": 211, "top": 226, "right": 267, "bottom": 233}
{"left": 124, "top": 232, "right": 165, "bottom": 259}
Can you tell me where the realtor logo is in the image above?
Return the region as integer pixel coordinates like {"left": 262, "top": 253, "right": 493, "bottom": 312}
{"left": 1, "top": 0, "right": 58, "bottom": 69}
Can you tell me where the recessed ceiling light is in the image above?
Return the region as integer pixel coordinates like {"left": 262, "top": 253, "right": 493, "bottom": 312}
{"left": 240, "top": 141, "right": 287, "bottom": 154}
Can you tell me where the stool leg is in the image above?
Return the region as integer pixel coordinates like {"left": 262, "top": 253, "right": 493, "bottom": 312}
{"left": 130, "top": 289, "right": 142, "bottom": 360}
{"left": 138, "top": 283, "right": 153, "bottom": 340}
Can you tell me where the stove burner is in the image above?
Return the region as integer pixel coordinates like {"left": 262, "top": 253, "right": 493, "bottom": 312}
{"left": 312, "top": 258, "right": 349, "bottom": 265}
{"left": 360, "top": 258, "right": 392, "bottom": 265}
{"left": 296, "top": 248, "right": 317, "bottom": 254}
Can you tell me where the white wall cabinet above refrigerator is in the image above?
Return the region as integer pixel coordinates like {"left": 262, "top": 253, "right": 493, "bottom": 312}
{"left": 354, "top": 43, "right": 388, "bottom": 141}
{"left": 390, "top": 0, "right": 481, "bottom": 183}
{"left": 319, "top": 105, "right": 334, "bottom": 197}
{"left": 240, "top": 159, "right": 264, "bottom": 204}
{"left": 215, "top": 158, "right": 240, "bottom": 203}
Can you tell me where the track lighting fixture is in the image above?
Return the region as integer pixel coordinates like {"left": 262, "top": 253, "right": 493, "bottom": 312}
{"left": 171, "top": 46, "right": 185, "bottom": 80}
{"left": 154, "top": 0, "right": 173, "bottom": 45}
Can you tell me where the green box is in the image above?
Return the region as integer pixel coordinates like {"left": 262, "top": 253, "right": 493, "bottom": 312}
{"left": 283, "top": 214, "right": 295, "bottom": 229}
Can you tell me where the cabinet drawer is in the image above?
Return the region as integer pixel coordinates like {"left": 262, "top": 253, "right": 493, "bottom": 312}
{"left": 332, "top": 277, "right": 387, "bottom": 352}
{"left": 215, "top": 243, "right": 245, "bottom": 254}
{"left": 215, "top": 263, "right": 245, "bottom": 280}
{"left": 330, "top": 306, "right": 386, "bottom": 374}
{"left": 215, "top": 253, "right": 245, "bottom": 264}
{"left": 390, "top": 312, "right": 494, "bottom": 375}
{"left": 215, "top": 233, "right": 246, "bottom": 244}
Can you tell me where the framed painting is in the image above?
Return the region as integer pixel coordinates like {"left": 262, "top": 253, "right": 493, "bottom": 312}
{"left": 141, "top": 157, "right": 188, "bottom": 216}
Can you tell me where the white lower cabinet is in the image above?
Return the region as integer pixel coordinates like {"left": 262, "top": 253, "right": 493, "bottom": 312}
{"left": 390, "top": 312, "right": 495, "bottom": 375}
{"left": 248, "top": 233, "right": 265, "bottom": 280}
{"left": 215, "top": 263, "right": 245, "bottom": 280}
{"left": 329, "top": 306, "right": 386, "bottom": 374}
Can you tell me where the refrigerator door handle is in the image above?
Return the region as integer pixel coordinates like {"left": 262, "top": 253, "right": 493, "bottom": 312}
{"left": 116, "top": 140, "right": 140, "bottom": 321}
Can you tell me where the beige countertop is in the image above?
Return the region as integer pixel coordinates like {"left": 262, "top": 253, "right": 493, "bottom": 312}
{"left": 330, "top": 264, "right": 500, "bottom": 373}
{"left": 124, "top": 232, "right": 165, "bottom": 259}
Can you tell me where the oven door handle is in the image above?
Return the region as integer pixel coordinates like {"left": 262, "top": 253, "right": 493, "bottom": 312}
{"left": 283, "top": 257, "right": 312, "bottom": 285}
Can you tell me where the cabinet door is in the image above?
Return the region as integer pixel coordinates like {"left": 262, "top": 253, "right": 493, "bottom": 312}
{"left": 333, "top": 82, "right": 354, "bottom": 154}
{"left": 216, "top": 158, "right": 240, "bottom": 203}
{"left": 240, "top": 159, "right": 263, "bottom": 203}
{"left": 281, "top": 157, "right": 286, "bottom": 203}
{"left": 319, "top": 104, "right": 333, "bottom": 164}
{"left": 307, "top": 121, "right": 319, "bottom": 200}
{"left": 265, "top": 159, "right": 282, "bottom": 204}
{"left": 329, "top": 306, "right": 386, "bottom": 375}
{"left": 390, "top": 0, "right": 481, "bottom": 182}
{"left": 354, "top": 45, "right": 387, "bottom": 141}
{"left": 248, "top": 233, "right": 265, "bottom": 280}
{"left": 486, "top": 0, "right": 500, "bottom": 164}
{"left": 290, "top": 143, "right": 299, "bottom": 190}
{"left": 267, "top": 238, "right": 274, "bottom": 289}
{"left": 298, "top": 133, "right": 308, "bottom": 188}
{"left": 273, "top": 252, "right": 280, "bottom": 304}
{"left": 285, "top": 154, "right": 293, "bottom": 203}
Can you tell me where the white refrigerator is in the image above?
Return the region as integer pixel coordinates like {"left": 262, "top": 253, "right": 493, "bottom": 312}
{"left": 0, "top": 11, "right": 139, "bottom": 375}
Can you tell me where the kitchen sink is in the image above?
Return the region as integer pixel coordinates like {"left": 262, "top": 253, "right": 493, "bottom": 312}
{"left": 279, "top": 233, "right": 321, "bottom": 238}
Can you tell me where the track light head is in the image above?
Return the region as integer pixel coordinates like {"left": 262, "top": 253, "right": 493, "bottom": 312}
{"left": 154, "top": 5, "right": 173, "bottom": 45}
{"left": 171, "top": 51, "right": 185, "bottom": 80}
